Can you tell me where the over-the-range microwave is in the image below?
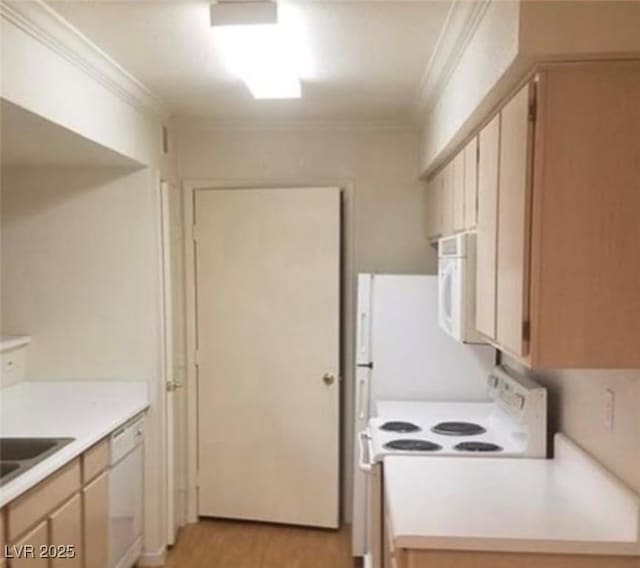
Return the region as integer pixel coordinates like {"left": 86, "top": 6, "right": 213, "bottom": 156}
{"left": 437, "top": 232, "right": 486, "bottom": 344}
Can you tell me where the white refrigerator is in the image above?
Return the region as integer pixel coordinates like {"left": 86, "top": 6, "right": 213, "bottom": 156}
{"left": 351, "top": 274, "right": 495, "bottom": 558}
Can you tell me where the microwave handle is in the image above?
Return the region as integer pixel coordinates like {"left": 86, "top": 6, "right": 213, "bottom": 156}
{"left": 439, "top": 265, "right": 454, "bottom": 333}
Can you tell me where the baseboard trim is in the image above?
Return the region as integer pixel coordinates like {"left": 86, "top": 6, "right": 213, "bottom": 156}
{"left": 137, "top": 546, "right": 167, "bottom": 567}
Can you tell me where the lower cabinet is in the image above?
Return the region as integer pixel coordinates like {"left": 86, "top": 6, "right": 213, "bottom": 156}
{"left": 1, "top": 437, "right": 110, "bottom": 568}
{"left": 83, "top": 473, "right": 108, "bottom": 568}
{"left": 0, "top": 509, "right": 5, "bottom": 568}
{"left": 49, "top": 495, "right": 82, "bottom": 568}
{"left": 9, "top": 521, "right": 48, "bottom": 568}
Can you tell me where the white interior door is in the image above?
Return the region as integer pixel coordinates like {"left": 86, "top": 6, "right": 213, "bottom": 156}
{"left": 195, "top": 187, "right": 341, "bottom": 528}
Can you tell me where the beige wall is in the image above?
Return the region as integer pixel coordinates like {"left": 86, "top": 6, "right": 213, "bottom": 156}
{"left": 175, "top": 120, "right": 434, "bottom": 521}
{"left": 0, "top": 164, "right": 173, "bottom": 562}
{"left": 420, "top": 0, "right": 521, "bottom": 173}
{"left": 1, "top": 4, "right": 176, "bottom": 561}
{"left": 1, "top": 166, "right": 160, "bottom": 378}
{"left": 177, "top": 121, "right": 434, "bottom": 275}
{"left": 506, "top": 357, "right": 640, "bottom": 495}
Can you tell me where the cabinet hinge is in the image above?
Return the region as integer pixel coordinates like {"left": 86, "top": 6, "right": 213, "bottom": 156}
{"left": 528, "top": 84, "right": 538, "bottom": 123}
{"left": 522, "top": 320, "right": 531, "bottom": 341}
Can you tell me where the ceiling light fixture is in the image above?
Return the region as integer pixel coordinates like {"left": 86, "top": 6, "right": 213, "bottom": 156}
{"left": 211, "top": 1, "right": 306, "bottom": 100}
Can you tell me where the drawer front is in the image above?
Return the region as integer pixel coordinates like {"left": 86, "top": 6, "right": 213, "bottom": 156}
{"left": 82, "top": 438, "right": 109, "bottom": 484}
{"left": 8, "top": 460, "right": 81, "bottom": 541}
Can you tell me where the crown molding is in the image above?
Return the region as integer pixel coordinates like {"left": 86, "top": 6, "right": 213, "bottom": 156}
{"left": 0, "top": 0, "right": 170, "bottom": 120}
{"left": 174, "top": 116, "right": 418, "bottom": 134}
{"left": 413, "top": 0, "right": 491, "bottom": 122}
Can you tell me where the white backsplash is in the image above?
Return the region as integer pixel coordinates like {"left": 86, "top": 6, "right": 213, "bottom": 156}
{"left": 503, "top": 354, "right": 640, "bottom": 495}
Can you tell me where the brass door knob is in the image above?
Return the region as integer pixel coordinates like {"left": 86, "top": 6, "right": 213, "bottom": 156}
{"left": 322, "top": 372, "right": 336, "bottom": 386}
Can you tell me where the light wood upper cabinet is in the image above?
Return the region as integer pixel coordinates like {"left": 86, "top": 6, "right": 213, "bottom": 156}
{"left": 495, "top": 83, "right": 534, "bottom": 358}
{"left": 463, "top": 136, "right": 478, "bottom": 229}
{"left": 527, "top": 62, "right": 640, "bottom": 367}
{"left": 474, "top": 61, "right": 640, "bottom": 368}
{"left": 425, "top": 177, "right": 441, "bottom": 241}
{"left": 452, "top": 151, "right": 466, "bottom": 233}
{"left": 428, "top": 62, "right": 640, "bottom": 368}
{"left": 475, "top": 114, "right": 500, "bottom": 340}
{"left": 426, "top": 136, "right": 473, "bottom": 240}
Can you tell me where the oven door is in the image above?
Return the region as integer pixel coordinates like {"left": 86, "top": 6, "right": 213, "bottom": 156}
{"left": 358, "top": 430, "right": 382, "bottom": 568}
{"left": 438, "top": 257, "right": 462, "bottom": 341}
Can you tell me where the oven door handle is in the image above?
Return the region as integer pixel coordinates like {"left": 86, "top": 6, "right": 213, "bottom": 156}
{"left": 358, "top": 430, "right": 374, "bottom": 472}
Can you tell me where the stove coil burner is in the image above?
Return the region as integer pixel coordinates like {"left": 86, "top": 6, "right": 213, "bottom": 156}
{"left": 454, "top": 441, "right": 503, "bottom": 452}
{"left": 431, "top": 421, "right": 487, "bottom": 436}
{"left": 383, "top": 439, "right": 442, "bottom": 452}
{"left": 379, "top": 421, "right": 421, "bottom": 433}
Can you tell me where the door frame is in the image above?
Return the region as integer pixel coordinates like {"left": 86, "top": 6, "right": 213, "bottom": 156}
{"left": 182, "top": 179, "right": 355, "bottom": 523}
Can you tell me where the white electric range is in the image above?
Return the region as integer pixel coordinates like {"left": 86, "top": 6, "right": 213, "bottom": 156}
{"left": 357, "top": 366, "right": 547, "bottom": 568}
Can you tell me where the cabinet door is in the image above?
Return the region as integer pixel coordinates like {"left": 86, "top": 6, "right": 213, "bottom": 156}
{"left": 83, "top": 472, "right": 108, "bottom": 568}
{"left": 0, "top": 510, "right": 5, "bottom": 568}
{"left": 10, "top": 520, "right": 48, "bottom": 568}
{"left": 496, "top": 83, "right": 533, "bottom": 357}
{"left": 433, "top": 170, "right": 444, "bottom": 239}
{"left": 440, "top": 164, "right": 454, "bottom": 237}
{"left": 463, "top": 136, "right": 479, "bottom": 229}
{"left": 452, "top": 152, "right": 466, "bottom": 233}
{"left": 50, "top": 494, "right": 82, "bottom": 568}
{"left": 425, "top": 180, "right": 439, "bottom": 240}
{"left": 475, "top": 114, "right": 500, "bottom": 339}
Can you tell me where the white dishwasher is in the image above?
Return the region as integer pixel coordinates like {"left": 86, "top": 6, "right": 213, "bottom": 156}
{"left": 109, "top": 415, "right": 144, "bottom": 568}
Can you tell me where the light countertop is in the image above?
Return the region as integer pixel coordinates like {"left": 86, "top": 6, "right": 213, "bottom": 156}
{"left": 384, "top": 434, "right": 640, "bottom": 556}
{"left": 0, "top": 380, "right": 149, "bottom": 507}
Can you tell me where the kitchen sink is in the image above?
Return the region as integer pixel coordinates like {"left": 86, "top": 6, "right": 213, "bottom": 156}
{"left": 0, "top": 437, "right": 74, "bottom": 486}
{"left": 0, "top": 462, "right": 20, "bottom": 478}
{"left": 0, "top": 438, "right": 61, "bottom": 460}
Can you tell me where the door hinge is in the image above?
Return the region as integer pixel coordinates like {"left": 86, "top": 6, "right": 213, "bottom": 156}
{"left": 522, "top": 320, "right": 531, "bottom": 341}
{"left": 192, "top": 224, "right": 198, "bottom": 242}
{"left": 194, "top": 349, "right": 201, "bottom": 367}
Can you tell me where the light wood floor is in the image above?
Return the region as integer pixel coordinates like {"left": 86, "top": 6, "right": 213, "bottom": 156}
{"left": 164, "top": 519, "right": 359, "bottom": 568}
